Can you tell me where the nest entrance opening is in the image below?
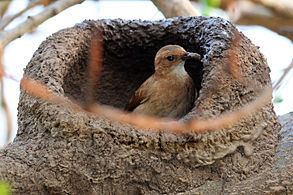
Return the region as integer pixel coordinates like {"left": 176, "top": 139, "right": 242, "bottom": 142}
{"left": 63, "top": 39, "right": 203, "bottom": 119}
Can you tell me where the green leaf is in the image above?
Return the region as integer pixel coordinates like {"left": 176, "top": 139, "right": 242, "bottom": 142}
{"left": 0, "top": 181, "right": 11, "bottom": 195}
{"left": 201, "top": 0, "right": 221, "bottom": 16}
{"left": 205, "top": 0, "right": 221, "bottom": 8}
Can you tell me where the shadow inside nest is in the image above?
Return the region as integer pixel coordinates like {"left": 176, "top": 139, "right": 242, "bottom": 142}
{"left": 62, "top": 30, "right": 204, "bottom": 117}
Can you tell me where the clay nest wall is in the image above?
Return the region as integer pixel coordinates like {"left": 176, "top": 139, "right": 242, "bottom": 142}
{"left": 0, "top": 17, "right": 290, "bottom": 194}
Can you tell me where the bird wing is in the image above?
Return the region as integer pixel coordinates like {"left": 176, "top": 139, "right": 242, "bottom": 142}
{"left": 125, "top": 78, "right": 151, "bottom": 112}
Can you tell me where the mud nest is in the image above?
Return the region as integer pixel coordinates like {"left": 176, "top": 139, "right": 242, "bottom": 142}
{"left": 1, "top": 17, "right": 289, "bottom": 194}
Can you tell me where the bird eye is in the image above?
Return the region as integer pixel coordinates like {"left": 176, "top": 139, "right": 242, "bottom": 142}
{"left": 166, "top": 55, "right": 175, "bottom": 61}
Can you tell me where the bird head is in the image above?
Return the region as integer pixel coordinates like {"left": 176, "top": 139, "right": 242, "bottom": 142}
{"left": 154, "top": 45, "right": 201, "bottom": 73}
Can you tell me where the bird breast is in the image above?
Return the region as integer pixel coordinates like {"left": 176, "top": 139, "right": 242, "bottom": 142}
{"left": 133, "top": 66, "right": 195, "bottom": 119}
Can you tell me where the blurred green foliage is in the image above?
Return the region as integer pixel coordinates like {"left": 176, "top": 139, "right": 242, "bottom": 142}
{"left": 273, "top": 96, "right": 284, "bottom": 104}
{"left": 0, "top": 181, "right": 11, "bottom": 195}
{"left": 205, "top": 0, "right": 221, "bottom": 7}
{"left": 201, "top": 0, "right": 221, "bottom": 16}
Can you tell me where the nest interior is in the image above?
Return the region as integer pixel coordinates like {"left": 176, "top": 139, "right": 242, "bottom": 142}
{"left": 62, "top": 20, "right": 204, "bottom": 110}
{"left": 13, "top": 17, "right": 281, "bottom": 194}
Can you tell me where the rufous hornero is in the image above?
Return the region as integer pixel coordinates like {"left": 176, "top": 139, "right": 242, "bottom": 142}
{"left": 125, "top": 45, "right": 201, "bottom": 119}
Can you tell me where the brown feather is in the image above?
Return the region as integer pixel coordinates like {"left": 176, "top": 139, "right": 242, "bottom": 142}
{"left": 125, "top": 77, "right": 153, "bottom": 111}
{"left": 125, "top": 45, "right": 200, "bottom": 118}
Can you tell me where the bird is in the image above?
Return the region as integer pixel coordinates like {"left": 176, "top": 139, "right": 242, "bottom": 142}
{"left": 125, "top": 45, "right": 201, "bottom": 119}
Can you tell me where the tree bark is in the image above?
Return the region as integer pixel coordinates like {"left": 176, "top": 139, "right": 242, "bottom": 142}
{"left": 0, "top": 17, "right": 289, "bottom": 194}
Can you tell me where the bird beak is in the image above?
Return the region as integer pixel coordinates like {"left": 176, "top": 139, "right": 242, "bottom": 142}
{"left": 182, "top": 52, "right": 201, "bottom": 61}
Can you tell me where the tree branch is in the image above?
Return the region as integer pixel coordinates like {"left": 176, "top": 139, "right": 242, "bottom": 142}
{"left": 0, "top": 0, "right": 85, "bottom": 47}
{"left": 0, "top": 44, "right": 12, "bottom": 143}
{"left": 0, "top": 0, "right": 42, "bottom": 30}
{"left": 0, "top": 81, "right": 12, "bottom": 143}
{"left": 151, "top": 0, "right": 200, "bottom": 18}
{"left": 251, "top": 0, "right": 293, "bottom": 18}
{"left": 0, "top": 1, "right": 11, "bottom": 18}
{"left": 234, "top": 0, "right": 293, "bottom": 40}
{"left": 273, "top": 59, "right": 293, "bottom": 91}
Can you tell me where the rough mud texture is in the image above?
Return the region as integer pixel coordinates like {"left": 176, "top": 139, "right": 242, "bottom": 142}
{"left": 0, "top": 17, "right": 289, "bottom": 194}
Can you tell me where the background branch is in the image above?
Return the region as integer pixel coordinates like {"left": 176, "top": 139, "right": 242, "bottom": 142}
{"left": 0, "top": 44, "right": 12, "bottom": 143}
{"left": 234, "top": 0, "right": 293, "bottom": 40}
{"left": 0, "top": 82, "right": 12, "bottom": 143}
{"left": 188, "top": 0, "right": 293, "bottom": 39}
{"left": 0, "top": 0, "right": 85, "bottom": 47}
{"left": 273, "top": 59, "right": 293, "bottom": 91}
{"left": 0, "top": 1, "right": 11, "bottom": 18}
{"left": 0, "top": 0, "right": 43, "bottom": 30}
{"left": 151, "top": 0, "right": 200, "bottom": 17}
{"left": 251, "top": 0, "right": 293, "bottom": 18}
{"left": 0, "top": 0, "right": 85, "bottom": 145}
